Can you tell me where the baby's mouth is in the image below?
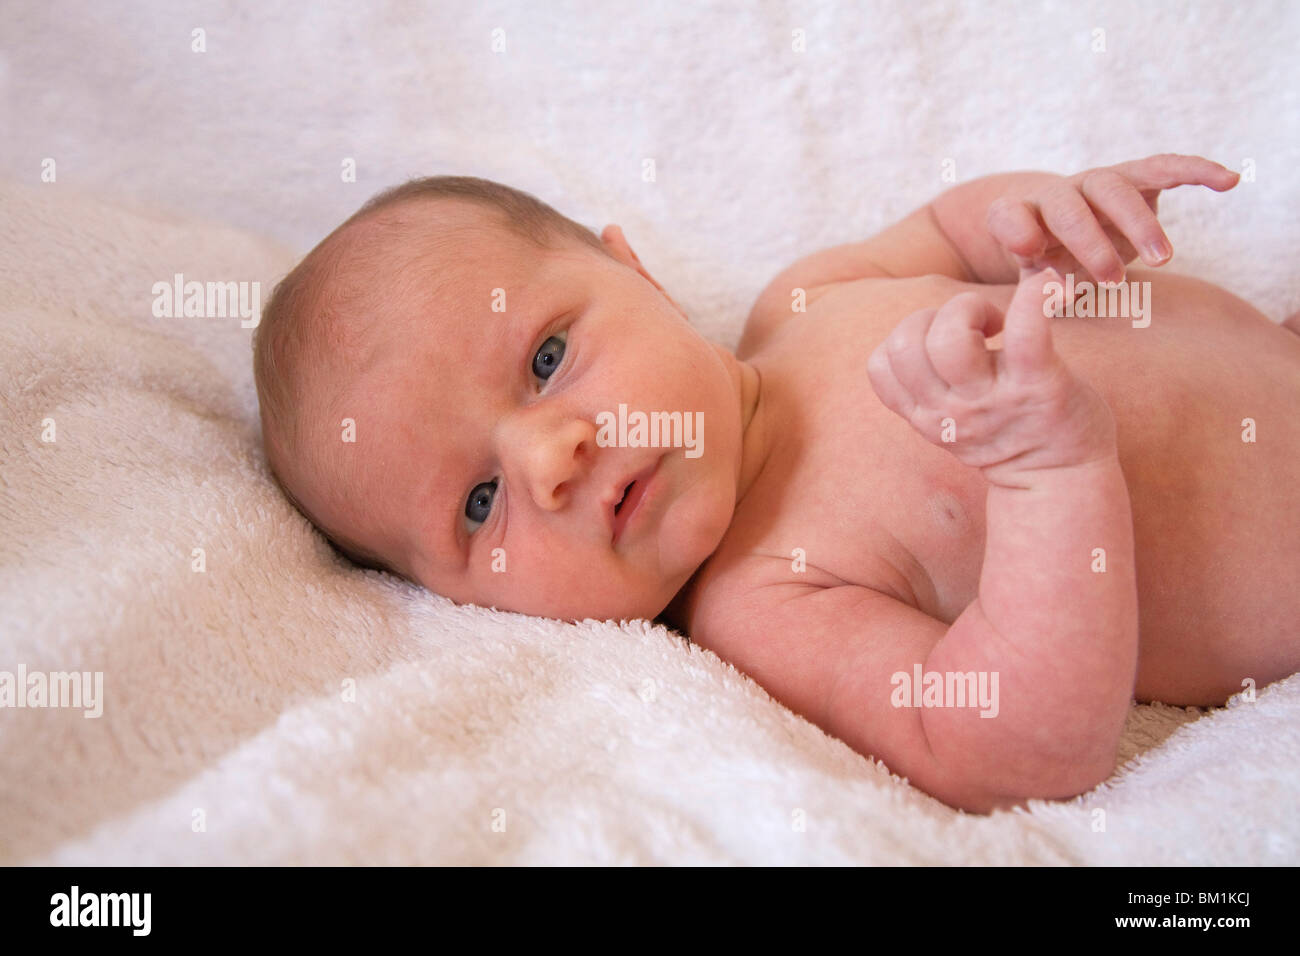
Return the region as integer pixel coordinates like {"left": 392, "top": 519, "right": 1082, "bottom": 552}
{"left": 611, "top": 458, "right": 661, "bottom": 544}
{"left": 614, "top": 482, "right": 635, "bottom": 514}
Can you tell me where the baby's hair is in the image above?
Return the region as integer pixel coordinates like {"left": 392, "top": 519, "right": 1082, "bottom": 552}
{"left": 253, "top": 175, "right": 609, "bottom": 576}
{"left": 349, "top": 175, "right": 610, "bottom": 257}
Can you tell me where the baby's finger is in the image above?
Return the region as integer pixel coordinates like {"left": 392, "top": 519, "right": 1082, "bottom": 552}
{"left": 1038, "top": 183, "right": 1127, "bottom": 284}
{"left": 1109, "top": 153, "right": 1240, "bottom": 193}
{"left": 1103, "top": 229, "right": 1139, "bottom": 266}
{"left": 1002, "top": 268, "right": 1061, "bottom": 380}
{"left": 925, "top": 293, "right": 1001, "bottom": 392}
{"left": 1080, "top": 169, "right": 1172, "bottom": 266}
{"left": 986, "top": 197, "right": 1048, "bottom": 260}
{"left": 882, "top": 307, "right": 947, "bottom": 403}
{"left": 867, "top": 343, "right": 917, "bottom": 419}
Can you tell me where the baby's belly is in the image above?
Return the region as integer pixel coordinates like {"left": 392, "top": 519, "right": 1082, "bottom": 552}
{"left": 1055, "top": 273, "right": 1300, "bottom": 699}
{"left": 750, "top": 269, "right": 1300, "bottom": 703}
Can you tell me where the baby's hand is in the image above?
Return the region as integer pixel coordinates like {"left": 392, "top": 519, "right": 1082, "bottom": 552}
{"left": 986, "top": 153, "right": 1239, "bottom": 285}
{"left": 867, "top": 269, "right": 1116, "bottom": 486}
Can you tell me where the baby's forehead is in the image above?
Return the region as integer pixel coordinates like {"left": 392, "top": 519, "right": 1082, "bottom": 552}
{"left": 346, "top": 210, "right": 546, "bottom": 307}
{"left": 349, "top": 251, "right": 555, "bottom": 397}
{"left": 325, "top": 203, "right": 600, "bottom": 397}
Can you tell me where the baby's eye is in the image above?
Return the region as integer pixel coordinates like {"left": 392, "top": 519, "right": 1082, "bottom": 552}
{"left": 465, "top": 479, "right": 497, "bottom": 531}
{"left": 532, "top": 332, "right": 566, "bottom": 381}
{"left": 464, "top": 332, "right": 565, "bottom": 534}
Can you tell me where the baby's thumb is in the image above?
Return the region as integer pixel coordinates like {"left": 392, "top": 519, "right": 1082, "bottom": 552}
{"left": 1003, "top": 267, "right": 1064, "bottom": 376}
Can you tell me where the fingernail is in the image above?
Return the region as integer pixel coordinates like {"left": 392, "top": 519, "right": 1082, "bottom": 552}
{"left": 1145, "top": 239, "right": 1171, "bottom": 263}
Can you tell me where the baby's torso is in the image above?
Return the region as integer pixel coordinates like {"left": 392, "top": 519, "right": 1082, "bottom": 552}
{"left": 677, "top": 270, "right": 1300, "bottom": 702}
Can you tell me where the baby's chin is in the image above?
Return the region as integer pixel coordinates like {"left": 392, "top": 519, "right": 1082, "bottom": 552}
{"left": 485, "top": 573, "right": 682, "bottom": 624}
{"left": 464, "top": 543, "right": 705, "bottom": 623}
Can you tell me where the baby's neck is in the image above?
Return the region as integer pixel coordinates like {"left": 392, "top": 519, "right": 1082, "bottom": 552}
{"left": 712, "top": 342, "right": 767, "bottom": 504}
{"left": 660, "top": 346, "right": 770, "bottom": 634}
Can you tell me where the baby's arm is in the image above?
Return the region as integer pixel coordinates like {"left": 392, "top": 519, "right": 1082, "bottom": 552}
{"left": 866, "top": 270, "right": 1138, "bottom": 804}
{"left": 931, "top": 155, "right": 1237, "bottom": 284}
{"left": 746, "top": 154, "right": 1237, "bottom": 311}
{"left": 716, "top": 270, "right": 1139, "bottom": 811}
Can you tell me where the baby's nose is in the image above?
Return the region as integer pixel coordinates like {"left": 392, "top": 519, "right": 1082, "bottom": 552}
{"left": 517, "top": 416, "right": 597, "bottom": 511}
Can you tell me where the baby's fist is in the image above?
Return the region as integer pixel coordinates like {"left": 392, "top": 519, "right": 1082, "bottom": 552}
{"left": 866, "top": 269, "right": 1117, "bottom": 484}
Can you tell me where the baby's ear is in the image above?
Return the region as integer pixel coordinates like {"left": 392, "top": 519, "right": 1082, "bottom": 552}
{"left": 600, "top": 224, "right": 683, "bottom": 309}
{"left": 600, "top": 223, "right": 642, "bottom": 268}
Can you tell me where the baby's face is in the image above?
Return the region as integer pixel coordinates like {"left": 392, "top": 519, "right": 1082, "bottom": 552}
{"left": 334, "top": 213, "right": 748, "bottom": 621}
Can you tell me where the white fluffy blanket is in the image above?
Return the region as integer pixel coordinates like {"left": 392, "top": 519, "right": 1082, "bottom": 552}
{"left": 2, "top": 0, "right": 1298, "bottom": 864}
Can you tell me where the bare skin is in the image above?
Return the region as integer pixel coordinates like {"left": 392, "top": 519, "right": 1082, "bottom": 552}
{"left": 669, "top": 267, "right": 1300, "bottom": 731}
{"left": 664, "top": 155, "right": 1300, "bottom": 811}
{"left": 288, "top": 154, "right": 1298, "bottom": 814}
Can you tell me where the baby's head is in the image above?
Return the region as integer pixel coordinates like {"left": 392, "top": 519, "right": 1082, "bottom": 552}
{"left": 254, "top": 176, "right": 749, "bottom": 622}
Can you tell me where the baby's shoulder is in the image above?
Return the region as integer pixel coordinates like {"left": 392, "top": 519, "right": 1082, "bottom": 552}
{"left": 739, "top": 266, "right": 936, "bottom": 359}
{"left": 738, "top": 272, "right": 844, "bottom": 358}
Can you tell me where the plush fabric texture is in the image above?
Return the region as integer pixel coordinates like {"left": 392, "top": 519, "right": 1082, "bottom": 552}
{"left": 1, "top": 0, "right": 1297, "bottom": 864}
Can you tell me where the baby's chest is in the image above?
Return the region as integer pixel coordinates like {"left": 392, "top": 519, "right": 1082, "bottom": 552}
{"left": 739, "top": 330, "right": 990, "bottom": 619}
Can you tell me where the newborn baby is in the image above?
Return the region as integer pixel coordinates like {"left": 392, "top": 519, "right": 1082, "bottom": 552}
{"left": 254, "top": 155, "right": 1300, "bottom": 812}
